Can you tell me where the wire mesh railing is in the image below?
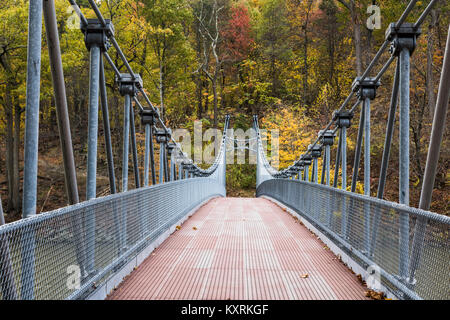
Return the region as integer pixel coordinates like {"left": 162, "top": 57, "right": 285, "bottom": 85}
{"left": 0, "top": 178, "right": 225, "bottom": 300}
{"left": 257, "top": 179, "right": 449, "bottom": 300}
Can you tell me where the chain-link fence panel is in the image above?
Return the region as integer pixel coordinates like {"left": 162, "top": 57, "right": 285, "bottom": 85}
{"left": 0, "top": 178, "right": 225, "bottom": 300}
{"left": 257, "top": 179, "right": 449, "bottom": 300}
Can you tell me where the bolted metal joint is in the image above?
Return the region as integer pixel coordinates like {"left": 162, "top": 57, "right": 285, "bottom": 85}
{"left": 308, "top": 144, "right": 322, "bottom": 159}
{"left": 319, "top": 130, "right": 336, "bottom": 146}
{"left": 140, "top": 109, "right": 159, "bottom": 126}
{"left": 333, "top": 110, "right": 354, "bottom": 128}
{"left": 155, "top": 128, "right": 171, "bottom": 144}
{"left": 301, "top": 154, "right": 312, "bottom": 166}
{"left": 81, "top": 19, "right": 114, "bottom": 51}
{"left": 116, "top": 73, "right": 143, "bottom": 97}
{"left": 385, "top": 23, "right": 421, "bottom": 56}
{"left": 166, "top": 142, "right": 176, "bottom": 155}
{"left": 352, "top": 77, "right": 381, "bottom": 100}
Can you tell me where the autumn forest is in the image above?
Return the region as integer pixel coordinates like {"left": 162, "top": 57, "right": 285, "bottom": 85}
{"left": 0, "top": 0, "right": 449, "bottom": 221}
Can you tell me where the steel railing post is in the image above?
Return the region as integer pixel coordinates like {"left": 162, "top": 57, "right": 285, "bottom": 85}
{"left": 409, "top": 25, "right": 450, "bottom": 285}
{"left": 129, "top": 105, "right": 140, "bottom": 188}
{"left": 398, "top": 47, "right": 411, "bottom": 280}
{"left": 150, "top": 125, "right": 156, "bottom": 185}
{"left": 369, "top": 60, "right": 400, "bottom": 256}
{"left": 99, "top": 57, "right": 116, "bottom": 194}
{"left": 21, "top": 0, "right": 43, "bottom": 300}
{"left": 385, "top": 22, "right": 421, "bottom": 282}
{"left": 144, "top": 124, "right": 150, "bottom": 186}
{"left": 82, "top": 19, "right": 116, "bottom": 275}
{"left": 363, "top": 97, "right": 371, "bottom": 253}
{"left": 122, "top": 94, "right": 130, "bottom": 192}
{"left": 44, "top": 0, "right": 88, "bottom": 279}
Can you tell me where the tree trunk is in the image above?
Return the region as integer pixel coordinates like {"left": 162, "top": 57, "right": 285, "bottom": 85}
{"left": 350, "top": 1, "right": 362, "bottom": 76}
{"left": 196, "top": 74, "right": 203, "bottom": 119}
{"left": 159, "top": 61, "right": 165, "bottom": 121}
{"left": 4, "top": 84, "right": 14, "bottom": 213}
{"left": 212, "top": 78, "right": 218, "bottom": 128}
{"left": 13, "top": 100, "right": 21, "bottom": 212}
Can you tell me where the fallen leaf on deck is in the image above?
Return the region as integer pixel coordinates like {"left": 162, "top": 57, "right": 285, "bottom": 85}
{"left": 365, "top": 289, "right": 385, "bottom": 300}
{"left": 300, "top": 273, "right": 309, "bottom": 278}
{"left": 193, "top": 226, "right": 197, "bottom": 230}
{"left": 175, "top": 225, "right": 181, "bottom": 230}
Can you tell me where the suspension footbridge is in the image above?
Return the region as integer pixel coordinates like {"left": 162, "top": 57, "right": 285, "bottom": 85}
{"left": 0, "top": 0, "right": 449, "bottom": 300}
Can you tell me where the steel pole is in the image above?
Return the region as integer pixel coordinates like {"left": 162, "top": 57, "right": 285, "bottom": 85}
{"left": 326, "top": 145, "right": 331, "bottom": 186}
{"left": 369, "top": 60, "right": 400, "bottom": 257}
{"left": 149, "top": 126, "right": 156, "bottom": 185}
{"left": 333, "top": 131, "right": 342, "bottom": 188}
{"left": 164, "top": 143, "right": 169, "bottom": 181}
{"left": 43, "top": 0, "right": 87, "bottom": 278}
{"left": 351, "top": 104, "right": 365, "bottom": 193}
{"left": 43, "top": 0, "right": 79, "bottom": 204}
{"left": 159, "top": 143, "right": 164, "bottom": 184}
{"left": 85, "top": 44, "right": 101, "bottom": 275}
{"left": 21, "top": 0, "right": 43, "bottom": 299}
{"left": 99, "top": 57, "right": 116, "bottom": 194}
{"left": 399, "top": 47, "right": 410, "bottom": 279}
{"left": 122, "top": 95, "right": 131, "bottom": 192}
{"left": 144, "top": 124, "right": 150, "bottom": 186}
{"left": 363, "top": 97, "right": 371, "bottom": 253}
{"left": 409, "top": 26, "right": 450, "bottom": 283}
{"left": 320, "top": 153, "right": 326, "bottom": 185}
{"left": 129, "top": 105, "right": 140, "bottom": 188}
{"left": 341, "top": 126, "right": 347, "bottom": 190}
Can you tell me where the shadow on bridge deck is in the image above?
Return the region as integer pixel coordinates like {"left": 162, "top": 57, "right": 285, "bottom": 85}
{"left": 107, "top": 197, "right": 368, "bottom": 300}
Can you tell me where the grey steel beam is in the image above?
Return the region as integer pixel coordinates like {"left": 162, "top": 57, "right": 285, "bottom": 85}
{"left": 43, "top": 0, "right": 87, "bottom": 279}
{"left": 99, "top": 57, "right": 116, "bottom": 194}
{"left": 409, "top": 25, "right": 450, "bottom": 284}
{"left": 129, "top": 105, "right": 140, "bottom": 188}
{"left": 21, "top": 0, "right": 43, "bottom": 300}
{"left": 398, "top": 47, "right": 410, "bottom": 279}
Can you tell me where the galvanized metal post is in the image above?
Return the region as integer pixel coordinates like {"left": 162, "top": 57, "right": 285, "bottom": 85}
{"left": 313, "top": 158, "right": 318, "bottom": 183}
{"left": 44, "top": 0, "right": 87, "bottom": 278}
{"left": 333, "top": 134, "right": 342, "bottom": 188}
{"left": 159, "top": 143, "right": 164, "bottom": 184}
{"left": 85, "top": 44, "right": 101, "bottom": 275}
{"left": 409, "top": 25, "right": 450, "bottom": 284}
{"left": 99, "top": 57, "right": 116, "bottom": 194}
{"left": 325, "top": 145, "right": 330, "bottom": 185}
{"left": 21, "top": 0, "right": 43, "bottom": 299}
{"left": 363, "top": 97, "right": 371, "bottom": 253}
{"left": 129, "top": 105, "right": 140, "bottom": 188}
{"left": 164, "top": 143, "right": 170, "bottom": 182}
{"left": 305, "top": 165, "right": 309, "bottom": 182}
{"left": 398, "top": 47, "right": 410, "bottom": 279}
{"left": 378, "top": 61, "right": 400, "bottom": 199}
{"left": 144, "top": 124, "right": 150, "bottom": 186}
{"left": 369, "top": 60, "right": 400, "bottom": 256}
{"left": 351, "top": 106, "right": 365, "bottom": 193}
{"left": 43, "top": 0, "right": 79, "bottom": 204}
{"left": 341, "top": 126, "right": 347, "bottom": 190}
{"left": 149, "top": 126, "right": 156, "bottom": 185}
{"left": 122, "top": 94, "right": 130, "bottom": 192}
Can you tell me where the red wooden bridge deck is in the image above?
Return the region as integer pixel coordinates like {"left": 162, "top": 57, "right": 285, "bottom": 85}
{"left": 108, "top": 197, "right": 368, "bottom": 300}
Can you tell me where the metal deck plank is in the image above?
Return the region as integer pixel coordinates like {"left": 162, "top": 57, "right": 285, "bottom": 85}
{"left": 107, "top": 197, "right": 368, "bottom": 300}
